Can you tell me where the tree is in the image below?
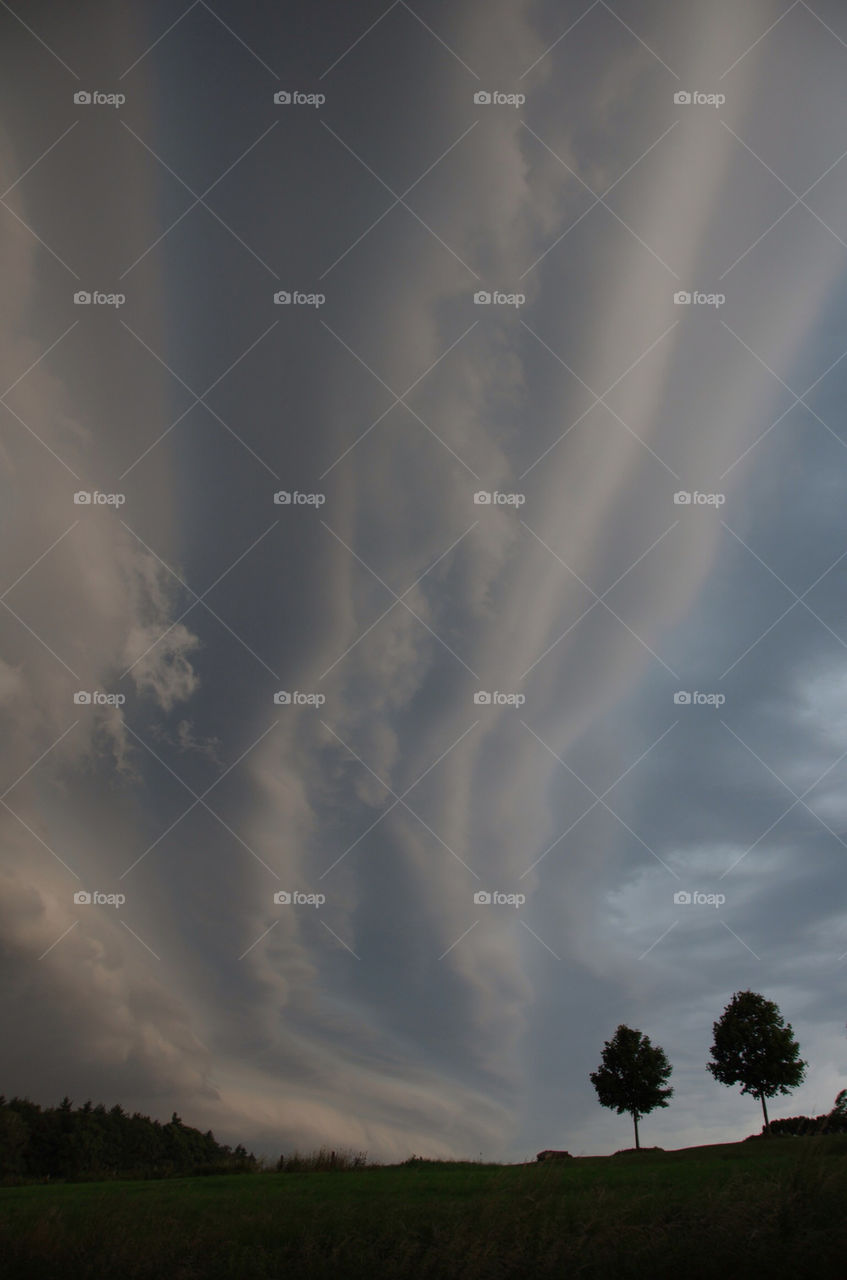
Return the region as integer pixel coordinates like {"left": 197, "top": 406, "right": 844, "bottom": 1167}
{"left": 590, "top": 1024, "right": 674, "bottom": 1149}
{"left": 707, "top": 990, "right": 806, "bottom": 1132}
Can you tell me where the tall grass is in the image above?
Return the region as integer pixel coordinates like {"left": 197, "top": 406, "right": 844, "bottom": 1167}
{"left": 275, "top": 1146, "right": 370, "bottom": 1172}
{"left": 1, "top": 1137, "right": 846, "bottom": 1278}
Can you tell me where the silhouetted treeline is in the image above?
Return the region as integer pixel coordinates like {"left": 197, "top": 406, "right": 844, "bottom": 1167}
{"left": 767, "top": 1111, "right": 847, "bottom": 1136}
{"left": 0, "top": 1095, "right": 257, "bottom": 1182}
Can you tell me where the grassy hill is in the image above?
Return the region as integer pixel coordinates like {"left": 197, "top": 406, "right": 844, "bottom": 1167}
{"left": 2, "top": 1136, "right": 846, "bottom": 1278}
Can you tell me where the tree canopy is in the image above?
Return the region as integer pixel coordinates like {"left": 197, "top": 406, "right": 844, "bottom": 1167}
{"left": 707, "top": 990, "right": 806, "bottom": 1130}
{"left": 0, "top": 1094, "right": 257, "bottom": 1181}
{"left": 589, "top": 1024, "right": 673, "bottom": 1149}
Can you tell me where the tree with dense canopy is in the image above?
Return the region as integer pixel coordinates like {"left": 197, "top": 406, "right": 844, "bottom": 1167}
{"left": 707, "top": 990, "right": 806, "bottom": 1132}
{"left": 589, "top": 1024, "right": 674, "bottom": 1150}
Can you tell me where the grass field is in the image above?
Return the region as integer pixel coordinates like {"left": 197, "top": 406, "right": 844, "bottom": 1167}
{"left": 2, "top": 1137, "right": 846, "bottom": 1278}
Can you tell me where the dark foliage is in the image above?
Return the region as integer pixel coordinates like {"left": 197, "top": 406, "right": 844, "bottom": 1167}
{"left": 590, "top": 1024, "right": 674, "bottom": 1148}
{"left": 0, "top": 1094, "right": 257, "bottom": 1183}
{"left": 767, "top": 1114, "right": 847, "bottom": 1136}
{"left": 768, "top": 1094, "right": 847, "bottom": 1137}
{"left": 707, "top": 990, "right": 807, "bottom": 1130}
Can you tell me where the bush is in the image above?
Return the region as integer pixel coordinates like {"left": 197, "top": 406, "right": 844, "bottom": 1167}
{"left": 768, "top": 1113, "right": 847, "bottom": 1137}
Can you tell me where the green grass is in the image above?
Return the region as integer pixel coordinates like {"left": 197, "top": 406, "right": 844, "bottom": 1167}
{"left": 2, "top": 1138, "right": 847, "bottom": 1278}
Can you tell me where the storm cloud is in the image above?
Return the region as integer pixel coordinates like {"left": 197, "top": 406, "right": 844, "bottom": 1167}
{"left": 2, "top": 0, "right": 846, "bottom": 1161}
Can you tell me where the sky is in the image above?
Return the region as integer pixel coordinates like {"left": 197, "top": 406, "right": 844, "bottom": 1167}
{"left": 1, "top": 0, "right": 847, "bottom": 1162}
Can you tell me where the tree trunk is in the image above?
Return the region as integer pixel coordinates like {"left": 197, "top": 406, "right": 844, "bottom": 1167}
{"left": 760, "top": 1093, "right": 770, "bottom": 1132}
{"left": 632, "top": 1112, "right": 640, "bottom": 1150}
